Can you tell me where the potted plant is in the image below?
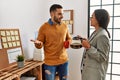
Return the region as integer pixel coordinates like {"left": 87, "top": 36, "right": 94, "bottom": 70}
{"left": 17, "top": 55, "right": 25, "bottom": 68}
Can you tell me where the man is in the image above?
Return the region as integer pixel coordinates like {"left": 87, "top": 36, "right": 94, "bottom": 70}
{"left": 32, "top": 4, "right": 71, "bottom": 80}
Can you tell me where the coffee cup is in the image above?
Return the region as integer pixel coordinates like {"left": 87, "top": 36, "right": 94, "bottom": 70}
{"left": 64, "top": 41, "right": 69, "bottom": 48}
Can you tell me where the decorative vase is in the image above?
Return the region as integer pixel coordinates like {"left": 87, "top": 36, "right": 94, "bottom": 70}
{"left": 17, "top": 61, "right": 24, "bottom": 68}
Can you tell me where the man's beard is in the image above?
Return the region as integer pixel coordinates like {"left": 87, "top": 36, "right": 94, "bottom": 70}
{"left": 54, "top": 17, "right": 61, "bottom": 24}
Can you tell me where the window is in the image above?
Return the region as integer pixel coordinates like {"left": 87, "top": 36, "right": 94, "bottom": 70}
{"left": 89, "top": 0, "right": 120, "bottom": 80}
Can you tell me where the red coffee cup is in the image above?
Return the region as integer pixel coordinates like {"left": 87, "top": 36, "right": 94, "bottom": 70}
{"left": 64, "top": 41, "right": 69, "bottom": 48}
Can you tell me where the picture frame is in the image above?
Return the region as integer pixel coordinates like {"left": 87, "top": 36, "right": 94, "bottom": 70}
{"left": 63, "top": 10, "right": 74, "bottom": 34}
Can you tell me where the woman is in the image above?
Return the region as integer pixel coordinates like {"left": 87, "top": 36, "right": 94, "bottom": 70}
{"left": 80, "top": 9, "right": 110, "bottom": 80}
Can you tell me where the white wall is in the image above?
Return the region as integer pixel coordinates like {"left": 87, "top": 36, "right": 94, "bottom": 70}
{"left": 0, "top": 0, "right": 49, "bottom": 59}
{"left": 0, "top": 0, "right": 88, "bottom": 80}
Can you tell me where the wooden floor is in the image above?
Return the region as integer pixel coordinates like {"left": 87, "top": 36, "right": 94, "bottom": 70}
{"left": 55, "top": 76, "right": 59, "bottom": 80}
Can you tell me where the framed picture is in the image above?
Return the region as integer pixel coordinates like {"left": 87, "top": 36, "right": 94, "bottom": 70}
{"left": 63, "top": 10, "right": 74, "bottom": 34}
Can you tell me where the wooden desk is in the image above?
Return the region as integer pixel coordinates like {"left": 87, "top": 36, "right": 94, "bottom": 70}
{"left": 0, "top": 60, "right": 43, "bottom": 80}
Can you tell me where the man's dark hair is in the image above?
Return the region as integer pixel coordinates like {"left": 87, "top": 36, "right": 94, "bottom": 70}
{"left": 50, "top": 4, "right": 63, "bottom": 13}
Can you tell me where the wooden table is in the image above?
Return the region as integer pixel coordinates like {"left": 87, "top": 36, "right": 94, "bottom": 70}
{"left": 0, "top": 60, "right": 43, "bottom": 80}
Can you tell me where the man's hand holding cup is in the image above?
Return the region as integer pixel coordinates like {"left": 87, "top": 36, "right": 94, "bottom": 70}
{"left": 64, "top": 41, "right": 70, "bottom": 48}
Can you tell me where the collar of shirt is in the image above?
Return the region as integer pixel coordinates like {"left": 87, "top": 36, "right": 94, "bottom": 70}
{"left": 48, "top": 18, "right": 61, "bottom": 26}
{"left": 48, "top": 18, "right": 54, "bottom": 25}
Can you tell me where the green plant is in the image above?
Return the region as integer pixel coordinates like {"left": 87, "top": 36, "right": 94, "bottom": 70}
{"left": 17, "top": 55, "right": 24, "bottom": 62}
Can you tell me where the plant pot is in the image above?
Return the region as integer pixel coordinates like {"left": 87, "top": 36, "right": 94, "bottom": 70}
{"left": 17, "top": 61, "right": 24, "bottom": 68}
